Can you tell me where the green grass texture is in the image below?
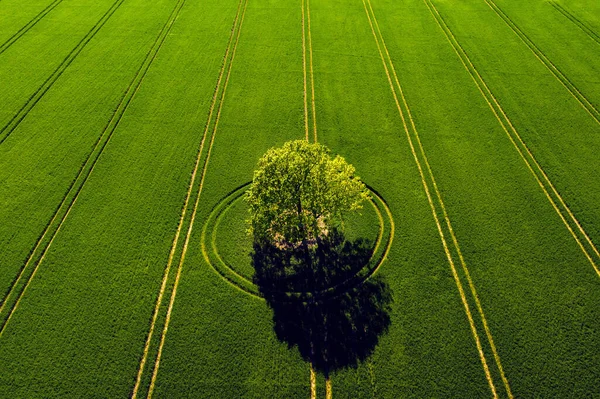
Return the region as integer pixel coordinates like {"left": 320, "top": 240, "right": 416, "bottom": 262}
{"left": 0, "top": 0, "right": 598, "bottom": 397}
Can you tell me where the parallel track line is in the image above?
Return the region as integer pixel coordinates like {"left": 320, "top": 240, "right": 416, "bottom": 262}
{"left": 362, "top": 0, "right": 505, "bottom": 396}
{"left": 129, "top": 0, "right": 246, "bottom": 396}
{"left": 0, "top": 0, "right": 64, "bottom": 55}
{"left": 424, "top": 0, "right": 600, "bottom": 277}
{"left": 0, "top": 0, "right": 188, "bottom": 337}
{"left": 549, "top": 1, "right": 600, "bottom": 46}
{"left": 145, "top": 1, "right": 250, "bottom": 397}
{"left": 0, "top": 0, "right": 128, "bottom": 316}
{"left": 301, "top": 0, "right": 309, "bottom": 141}
{"left": 310, "top": 365, "right": 317, "bottom": 399}
{"left": 0, "top": 0, "right": 126, "bottom": 145}
{"left": 484, "top": 0, "right": 600, "bottom": 125}
{"left": 306, "top": 0, "right": 317, "bottom": 143}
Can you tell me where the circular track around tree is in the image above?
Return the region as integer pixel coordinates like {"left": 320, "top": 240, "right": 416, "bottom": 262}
{"left": 201, "top": 182, "right": 394, "bottom": 300}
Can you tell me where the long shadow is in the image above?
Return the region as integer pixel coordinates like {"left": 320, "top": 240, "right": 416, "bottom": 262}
{"left": 252, "top": 229, "right": 393, "bottom": 378}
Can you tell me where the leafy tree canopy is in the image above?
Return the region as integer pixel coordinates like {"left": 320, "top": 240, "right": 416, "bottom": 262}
{"left": 246, "top": 140, "right": 369, "bottom": 246}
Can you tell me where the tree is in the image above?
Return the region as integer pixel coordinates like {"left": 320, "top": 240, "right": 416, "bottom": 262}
{"left": 246, "top": 141, "right": 392, "bottom": 398}
{"left": 246, "top": 140, "right": 369, "bottom": 250}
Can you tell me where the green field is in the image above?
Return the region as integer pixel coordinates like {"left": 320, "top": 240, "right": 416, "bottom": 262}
{"left": 0, "top": 0, "right": 599, "bottom": 397}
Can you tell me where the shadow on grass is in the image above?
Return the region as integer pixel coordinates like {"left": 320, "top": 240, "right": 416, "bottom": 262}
{"left": 251, "top": 229, "right": 393, "bottom": 378}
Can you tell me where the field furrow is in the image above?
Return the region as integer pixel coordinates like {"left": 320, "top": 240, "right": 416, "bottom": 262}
{"left": 0, "top": 0, "right": 180, "bottom": 320}
{"left": 424, "top": 0, "right": 600, "bottom": 278}
{"left": 130, "top": 0, "right": 249, "bottom": 397}
{"left": 361, "top": 1, "right": 505, "bottom": 397}
{"left": 0, "top": 0, "right": 598, "bottom": 397}
{"left": 0, "top": 0, "right": 59, "bottom": 44}
{"left": 428, "top": 0, "right": 600, "bottom": 259}
{"left": 365, "top": 0, "right": 600, "bottom": 396}
{"left": 0, "top": 0, "right": 244, "bottom": 395}
{"left": 0, "top": 0, "right": 64, "bottom": 55}
{"left": 147, "top": 0, "right": 310, "bottom": 397}
{"left": 0, "top": 0, "right": 190, "bottom": 335}
{"left": 484, "top": 0, "right": 600, "bottom": 125}
{"left": 550, "top": 1, "right": 600, "bottom": 45}
{"left": 0, "top": 0, "right": 124, "bottom": 140}
{"left": 559, "top": 0, "right": 600, "bottom": 33}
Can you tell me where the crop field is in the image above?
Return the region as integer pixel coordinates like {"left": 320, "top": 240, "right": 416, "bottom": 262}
{"left": 0, "top": 0, "right": 599, "bottom": 397}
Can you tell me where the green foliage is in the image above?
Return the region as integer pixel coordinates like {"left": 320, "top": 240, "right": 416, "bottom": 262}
{"left": 246, "top": 140, "right": 370, "bottom": 245}
{"left": 2, "top": 0, "right": 600, "bottom": 397}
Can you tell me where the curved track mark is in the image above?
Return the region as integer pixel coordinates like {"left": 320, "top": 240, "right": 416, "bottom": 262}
{"left": 129, "top": 0, "right": 247, "bottom": 396}
{"left": 202, "top": 183, "right": 393, "bottom": 300}
{"left": 144, "top": 1, "right": 250, "bottom": 397}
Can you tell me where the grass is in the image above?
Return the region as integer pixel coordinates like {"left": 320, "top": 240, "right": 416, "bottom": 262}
{"left": 0, "top": 0, "right": 598, "bottom": 397}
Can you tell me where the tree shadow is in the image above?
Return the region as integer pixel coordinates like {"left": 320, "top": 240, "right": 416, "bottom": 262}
{"left": 251, "top": 229, "right": 393, "bottom": 378}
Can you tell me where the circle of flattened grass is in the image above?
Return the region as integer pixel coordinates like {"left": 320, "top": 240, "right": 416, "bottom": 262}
{"left": 201, "top": 182, "right": 394, "bottom": 299}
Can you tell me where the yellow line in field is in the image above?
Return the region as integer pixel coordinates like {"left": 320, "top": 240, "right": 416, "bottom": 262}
{"left": 305, "top": 0, "right": 320, "bottom": 391}
{"left": 0, "top": 0, "right": 189, "bottom": 339}
{"left": 361, "top": 0, "right": 503, "bottom": 396}
{"left": 301, "top": 0, "right": 310, "bottom": 141}
{"left": 423, "top": 0, "right": 600, "bottom": 280}
{"left": 145, "top": 1, "right": 249, "bottom": 397}
{"left": 484, "top": 0, "right": 600, "bottom": 126}
{"left": 373, "top": 0, "right": 512, "bottom": 395}
{"left": 306, "top": 0, "right": 318, "bottom": 143}
{"left": 549, "top": 1, "right": 600, "bottom": 46}
{"left": 310, "top": 365, "right": 317, "bottom": 399}
{"left": 129, "top": 0, "right": 246, "bottom": 397}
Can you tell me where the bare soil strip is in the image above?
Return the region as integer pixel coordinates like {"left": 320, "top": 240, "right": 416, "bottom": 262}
{"left": 484, "top": 0, "right": 600, "bottom": 125}
{"left": 144, "top": 1, "right": 250, "bottom": 397}
{"left": 129, "top": 1, "right": 247, "bottom": 397}
{"left": 0, "top": 0, "right": 126, "bottom": 145}
{"left": 0, "top": 0, "right": 188, "bottom": 337}
{"left": 362, "top": 0, "right": 513, "bottom": 397}
{"left": 424, "top": 0, "right": 600, "bottom": 278}
{"left": 550, "top": 1, "right": 600, "bottom": 45}
{"left": 0, "top": 0, "right": 65, "bottom": 55}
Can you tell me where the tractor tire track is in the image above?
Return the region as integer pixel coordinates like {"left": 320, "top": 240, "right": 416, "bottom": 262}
{"left": 0, "top": 0, "right": 126, "bottom": 145}
{"left": 0, "top": 0, "right": 65, "bottom": 56}
{"left": 306, "top": 0, "right": 317, "bottom": 143}
{"left": 301, "top": 0, "right": 309, "bottom": 141}
{"left": 301, "top": 0, "right": 317, "bottom": 143}
{"left": 363, "top": 0, "right": 514, "bottom": 397}
{"left": 0, "top": 0, "right": 189, "bottom": 337}
{"left": 129, "top": 0, "right": 247, "bottom": 396}
{"left": 424, "top": 0, "right": 600, "bottom": 277}
{"left": 142, "top": 1, "right": 250, "bottom": 397}
{"left": 549, "top": 1, "right": 600, "bottom": 46}
{"left": 484, "top": 0, "right": 600, "bottom": 125}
